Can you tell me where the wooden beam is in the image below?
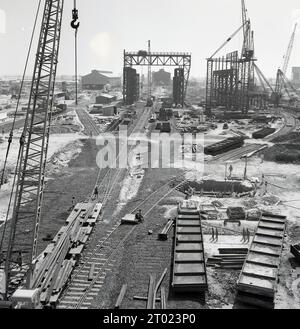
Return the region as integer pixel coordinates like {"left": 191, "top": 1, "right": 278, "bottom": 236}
{"left": 160, "top": 287, "right": 167, "bottom": 309}
{"left": 146, "top": 274, "right": 156, "bottom": 309}
{"left": 114, "top": 284, "right": 127, "bottom": 309}
{"left": 152, "top": 268, "right": 167, "bottom": 309}
{"left": 133, "top": 296, "right": 161, "bottom": 302}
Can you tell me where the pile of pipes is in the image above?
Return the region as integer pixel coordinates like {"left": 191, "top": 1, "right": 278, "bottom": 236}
{"left": 206, "top": 248, "right": 248, "bottom": 270}
{"left": 227, "top": 207, "right": 246, "bottom": 221}
{"left": 29, "top": 203, "right": 101, "bottom": 308}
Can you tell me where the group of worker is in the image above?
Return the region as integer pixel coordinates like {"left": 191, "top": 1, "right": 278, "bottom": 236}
{"left": 209, "top": 226, "right": 251, "bottom": 244}
{"left": 210, "top": 228, "right": 219, "bottom": 242}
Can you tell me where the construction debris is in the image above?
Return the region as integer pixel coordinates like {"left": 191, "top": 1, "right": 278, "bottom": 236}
{"left": 290, "top": 243, "right": 300, "bottom": 263}
{"left": 160, "top": 287, "right": 167, "bottom": 309}
{"left": 152, "top": 268, "right": 167, "bottom": 309}
{"left": 158, "top": 219, "right": 174, "bottom": 241}
{"left": 146, "top": 274, "right": 156, "bottom": 309}
{"left": 226, "top": 207, "right": 246, "bottom": 221}
{"left": 114, "top": 284, "right": 127, "bottom": 309}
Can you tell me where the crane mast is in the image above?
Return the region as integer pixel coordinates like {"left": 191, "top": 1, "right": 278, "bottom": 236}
{"left": 4, "top": 0, "right": 64, "bottom": 292}
{"left": 241, "top": 0, "right": 253, "bottom": 60}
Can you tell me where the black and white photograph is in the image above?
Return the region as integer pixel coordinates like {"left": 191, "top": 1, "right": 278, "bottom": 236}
{"left": 0, "top": 0, "right": 300, "bottom": 316}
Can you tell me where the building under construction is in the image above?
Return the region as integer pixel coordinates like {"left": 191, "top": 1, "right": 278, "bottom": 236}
{"left": 205, "top": 1, "right": 269, "bottom": 115}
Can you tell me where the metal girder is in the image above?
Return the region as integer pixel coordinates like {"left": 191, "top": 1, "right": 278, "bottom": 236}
{"left": 4, "top": 0, "right": 64, "bottom": 291}
{"left": 123, "top": 51, "right": 191, "bottom": 106}
{"left": 206, "top": 52, "right": 255, "bottom": 113}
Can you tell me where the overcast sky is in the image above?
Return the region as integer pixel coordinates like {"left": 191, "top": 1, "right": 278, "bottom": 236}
{"left": 0, "top": 0, "right": 299, "bottom": 79}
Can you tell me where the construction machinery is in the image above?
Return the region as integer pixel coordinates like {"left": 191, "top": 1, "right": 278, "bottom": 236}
{"left": 273, "top": 23, "right": 298, "bottom": 106}
{"left": 0, "top": 0, "right": 76, "bottom": 304}
{"left": 206, "top": 0, "right": 273, "bottom": 115}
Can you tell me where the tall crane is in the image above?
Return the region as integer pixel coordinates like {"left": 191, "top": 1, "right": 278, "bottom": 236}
{"left": 241, "top": 0, "right": 254, "bottom": 60}
{"left": 282, "top": 23, "right": 297, "bottom": 76}
{"left": 274, "top": 23, "right": 298, "bottom": 106}
{"left": 0, "top": 0, "right": 76, "bottom": 298}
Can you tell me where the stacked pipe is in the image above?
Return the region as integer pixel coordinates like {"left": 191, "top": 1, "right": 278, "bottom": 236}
{"left": 206, "top": 248, "right": 248, "bottom": 270}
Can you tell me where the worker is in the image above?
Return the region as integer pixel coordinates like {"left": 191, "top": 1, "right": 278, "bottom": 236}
{"left": 215, "top": 228, "right": 219, "bottom": 242}
{"left": 135, "top": 209, "right": 144, "bottom": 223}
{"left": 246, "top": 229, "right": 251, "bottom": 243}
{"left": 211, "top": 228, "right": 215, "bottom": 241}
{"left": 16, "top": 251, "right": 22, "bottom": 268}
{"left": 0, "top": 251, "right": 4, "bottom": 265}
{"left": 72, "top": 196, "right": 76, "bottom": 208}
{"left": 93, "top": 186, "right": 99, "bottom": 200}
{"left": 241, "top": 228, "right": 245, "bottom": 243}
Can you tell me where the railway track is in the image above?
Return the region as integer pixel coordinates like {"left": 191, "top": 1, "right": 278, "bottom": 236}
{"left": 58, "top": 175, "right": 188, "bottom": 309}
{"left": 58, "top": 106, "right": 155, "bottom": 308}
{"left": 75, "top": 108, "right": 100, "bottom": 136}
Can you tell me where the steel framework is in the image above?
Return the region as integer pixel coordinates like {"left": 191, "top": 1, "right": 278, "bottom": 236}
{"left": 205, "top": 1, "right": 259, "bottom": 115}
{"left": 4, "top": 0, "right": 64, "bottom": 290}
{"left": 123, "top": 51, "right": 191, "bottom": 106}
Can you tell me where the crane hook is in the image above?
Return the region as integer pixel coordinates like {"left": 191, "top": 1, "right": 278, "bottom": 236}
{"left": 71, "top": 8, "right": 80, "bottom": 30}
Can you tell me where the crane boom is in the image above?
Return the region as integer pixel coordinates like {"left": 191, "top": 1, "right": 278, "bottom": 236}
{"left": 282, "top": 23, "right": 297, "bottom": 76}
{"left": 253, "top": 63, "right": 275, "bottom": 94}
{"left": 274, "top": 23, "right": 298, "bottom": 106}
{"left": 4, "top": 0, "right": 64, "bottom": 292}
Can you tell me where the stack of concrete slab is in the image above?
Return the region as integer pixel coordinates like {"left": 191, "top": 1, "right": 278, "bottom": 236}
{"left": 236, "top": 213, "right": 286, "bottom": 308}
{"left": 171, "top": 202, "right": 208, "bottom": 293}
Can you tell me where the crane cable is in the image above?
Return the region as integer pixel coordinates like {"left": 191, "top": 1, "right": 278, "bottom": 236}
{"left": 0, "top": 0, "right": 42, "bottom": 252}
{"left": 71, "top": 0, "right": 80, "bottom": 105}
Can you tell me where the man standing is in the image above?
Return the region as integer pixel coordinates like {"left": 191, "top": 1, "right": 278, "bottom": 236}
{"left": 93, "top": 186, "right": 99, "bottom": 200}
{"left": 215, "top": 228, "right": 219, "bottom": 242}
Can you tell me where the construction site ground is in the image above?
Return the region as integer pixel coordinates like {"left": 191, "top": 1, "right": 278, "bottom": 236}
{"left": 1, "top": 103, "right": 300, "bottom": 309}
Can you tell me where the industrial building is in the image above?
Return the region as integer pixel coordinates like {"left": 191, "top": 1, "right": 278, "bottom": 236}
{"left": 95, "top": 94, "right": 117, "bottom": 105}
{"left": 81, "top": 70, "right": 121, "bottom": 90}
{"left": 152, "top": 69, "right": 171, "bottom": 86}
{"left": 90, "top": 104, "right": 118, "bottom": 116}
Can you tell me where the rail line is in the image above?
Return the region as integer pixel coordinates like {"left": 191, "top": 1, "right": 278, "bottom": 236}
{"left": 75, "top": 108, "right": 100, "bottom": 137}
{"left": 58, "top": 106, "right": 155, "bottom": 308}
{"left": 59, "top": 177, "right": 188, "bottom": 309}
